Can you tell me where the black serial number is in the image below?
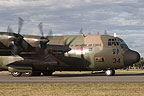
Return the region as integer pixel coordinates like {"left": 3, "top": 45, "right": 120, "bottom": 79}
{"left": 113, "top": 58, "right": 120, "bottom": 63}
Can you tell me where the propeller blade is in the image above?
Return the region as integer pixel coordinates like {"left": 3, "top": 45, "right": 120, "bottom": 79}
{"left": 79, "top": 28, "right": 83, "bottom": 34}
{"left": 67, "top": 37, "right": 76, "bottom": 46}
{"left": 7, "top": 25, "right": 14, "bottom": 33}
{"left": 18, "top": 17, "right": 24, "bottom": 34}
{"left": 64, "top": 37, "right": 76, "bottom": 46}
{"left": 38, "top": 22, "right": 44, "bottom": 37}
{"left": 38, "top": 22, "right": 50, "bottom": 48}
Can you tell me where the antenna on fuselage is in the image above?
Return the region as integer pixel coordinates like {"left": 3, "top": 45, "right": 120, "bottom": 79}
{"left": 114, "top": 33, "right": 117, "bottom": 37}
{"left": 79, "top": 28, "right": 86, "bottom": 37}
{"left": 104, "top": 30, "right": 108, "bottom": 35}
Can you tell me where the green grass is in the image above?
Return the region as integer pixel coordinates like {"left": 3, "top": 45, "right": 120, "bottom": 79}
{"left": 0, "top": 83, "right": 144, "bottom": 96}
{"left": 0, "top": 70, "right": 144, "bottom": 96}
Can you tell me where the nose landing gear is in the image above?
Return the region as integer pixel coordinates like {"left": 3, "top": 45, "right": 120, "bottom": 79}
{"left": 105, "top": 69, "right": 115, "bottom": 76}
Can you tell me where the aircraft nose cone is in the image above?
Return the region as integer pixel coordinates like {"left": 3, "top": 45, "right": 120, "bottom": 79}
{"left": 124, "top": 50, "right": 140, "bottom": 66}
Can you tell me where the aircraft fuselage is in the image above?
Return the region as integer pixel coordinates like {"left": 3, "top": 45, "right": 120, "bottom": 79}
{"left": 0, "top": 32, "right": 140, "bottom": 73}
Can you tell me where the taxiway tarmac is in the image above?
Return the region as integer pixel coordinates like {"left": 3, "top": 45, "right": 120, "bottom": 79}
{"left": 0, "top": 72, "right": 144, "bottom": 83}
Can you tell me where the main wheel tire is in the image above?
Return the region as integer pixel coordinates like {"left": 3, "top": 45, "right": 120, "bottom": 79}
{"left": 43, "top": 71, "right": 53, "bottom": 76}
{"left": 24, "top": 71, "right": 41, "bottom": 76}
{"left": 24, "top": 72, "right": 33, "bottom": 76}
{"left": 105, "top": 69, "right": 115, "bottom": 76}
{"left": 11, "top": 72, "right": 22, "bottom": 77}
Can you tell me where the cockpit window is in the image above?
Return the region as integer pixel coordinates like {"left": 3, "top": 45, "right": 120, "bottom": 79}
{"left": 119, "top": 39, "right": 128, "bottom": 48}
{"left": 108, "top": 38, "right": 128, "bottom": 48}
{"left": 108, "top": 39, "right": 120, "bottom": 46}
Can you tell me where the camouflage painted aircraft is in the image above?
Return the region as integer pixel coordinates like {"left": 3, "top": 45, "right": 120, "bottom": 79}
{"left": 0, "top": 18, "right": 140, "bottom": 77}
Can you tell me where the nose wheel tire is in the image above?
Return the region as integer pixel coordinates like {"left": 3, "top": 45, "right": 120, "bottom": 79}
{"left": 105, "top": 69, "right": 115, "bottom": 76}
{"left": 11, "top": 72, "right": 22, "bottom": 77}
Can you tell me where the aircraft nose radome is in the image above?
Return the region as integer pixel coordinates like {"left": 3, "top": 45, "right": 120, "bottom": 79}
{"left": 124, "top": 50, "right": 140, "bottom": 66}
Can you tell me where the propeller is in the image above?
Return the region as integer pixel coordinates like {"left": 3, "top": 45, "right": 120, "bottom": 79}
{"left": 11, "top": 17, "right": 24, "bottom": 54}
{"left": 11, "top": 17, "right": 32, "bottom": 55}
{"left": 38, "top": 22, "right": 49, "bottom": 48}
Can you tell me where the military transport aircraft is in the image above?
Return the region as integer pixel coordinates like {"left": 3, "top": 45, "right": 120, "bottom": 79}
{"left": 0, "top": 18, "right": 140, "bottom": 77}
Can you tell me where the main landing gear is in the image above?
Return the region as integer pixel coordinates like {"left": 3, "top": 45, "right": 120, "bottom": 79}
{"left": 11, "top": 71, "right": 54, "bottom": 77}
{"left": 11, "top": 72, "right": 22, "bottom": 77}
{"left": 105, "top": 69, "right": 115, "bottom": 76}
{"left": 24, "top": 71, "right": 41, "bottom": 76}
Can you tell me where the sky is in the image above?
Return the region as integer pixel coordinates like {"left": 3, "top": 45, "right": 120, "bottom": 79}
{"left": 0, "top": 0, "right": 144, "bottom": 57}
